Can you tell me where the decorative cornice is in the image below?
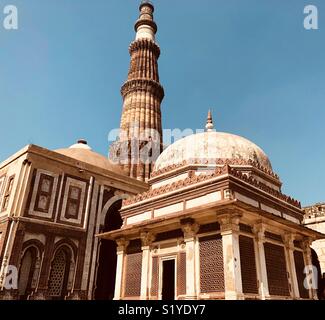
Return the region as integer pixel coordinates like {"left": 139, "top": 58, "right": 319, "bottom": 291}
{"left": 129, "top": 38, "right": 161, "bottom": 57}
{"left": 121, "top": 79, "right": 164, "bottom": 100}
{"left": 230, "top": 167, "right": 301, "bottom": 208}
{"left": 123, "top": 165, "right": 301, "bottom": 209}
{"left": 151, "top": 158, "right": 280, "bottom": 180}
{"left": 134, "top": 19, "right": 157, "bottom": 34}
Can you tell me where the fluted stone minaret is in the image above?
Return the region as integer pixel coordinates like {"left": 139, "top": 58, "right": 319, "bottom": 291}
{"left": 109, "top": 1, "right": 164, "bottom": 182}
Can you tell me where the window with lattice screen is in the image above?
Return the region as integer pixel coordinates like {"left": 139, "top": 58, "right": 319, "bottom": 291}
{"left": 48, "top": 249, "right": 68, "bottom": 298}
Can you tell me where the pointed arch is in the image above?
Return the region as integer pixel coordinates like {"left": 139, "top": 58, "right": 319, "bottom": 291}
{"left": 100, "top": 193, "right": 130, "bottom": 227}
{"left": 48, "top": 241, "right": 77, "bottom": 300}
{"left": 94, "top": 193, "right": 129, "bottom": 300}
{"left": 18, "top": 240, "right": 44, "bottom": 300}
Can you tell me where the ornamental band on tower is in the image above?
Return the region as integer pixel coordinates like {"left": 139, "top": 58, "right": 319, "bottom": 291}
{"left": 109, "top": 1, "right": 164, "bottom": 182}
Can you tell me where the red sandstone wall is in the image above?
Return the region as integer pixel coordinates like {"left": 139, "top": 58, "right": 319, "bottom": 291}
{"left": 0, "top": 220, "right": 9, "bottom": 261}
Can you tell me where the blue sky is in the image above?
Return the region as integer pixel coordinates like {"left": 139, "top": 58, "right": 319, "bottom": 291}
{"left": 0, "top": 0, "right": 324, "bottom": 206}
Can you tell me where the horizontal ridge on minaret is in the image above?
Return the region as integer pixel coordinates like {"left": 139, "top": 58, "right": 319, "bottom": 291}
{"left": 109, "top": 1, "right": 165, "bottom": 182}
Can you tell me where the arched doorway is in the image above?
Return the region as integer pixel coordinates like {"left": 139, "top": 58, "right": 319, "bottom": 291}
{"left": 48, "top": 246, "right": 72, "bottom": 300}
{"left": 18, "top": 247, "right": 37, "bottom": 300}
{"left": 94, "top": 199, "right": 123, "bottom": 300}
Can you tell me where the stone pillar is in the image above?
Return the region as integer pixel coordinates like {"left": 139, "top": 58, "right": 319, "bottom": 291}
{"left": 253, "top": 223, "right": 270, "bottom": 300}
{"left": 140, "top": 231, "right": 155, "bottom": 300}
{"left": 113, "top": 238, "right": 129, "bottom": 300}
{"left": 181, "top": 218, "right": 200, "bottom": 300}
{"left": 218, "top": 213, "right": 243, "bottom": 300}
{"left": 283, "top": 233, "right": 300, "bottom": 299}
{"left": 302, "top": 239, "right": 318, "bottom": 300}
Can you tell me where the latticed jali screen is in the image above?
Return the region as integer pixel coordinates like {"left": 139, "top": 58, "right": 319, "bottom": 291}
{"left": 124, "top": 252, "right": 142, "bottom": 297}
{"left": 199, "top": 235, "right": 224, "bottom": 293}
{"left": 294, "top": 250, "right": 309, "bottom": 299}
{"left": 150, "top": 256, "right": 159, "bottom": 299}
{"left": 239, "top": 235, "right": 259, "bottom": 294}
{"left": 48, "top": 249, "right": 67, "bottom": 297}
{"left": 264, "top": 242, "right": 290, "bottom": 296}
{"left": 177, "top": 252, "right": 186, "bottom": 296}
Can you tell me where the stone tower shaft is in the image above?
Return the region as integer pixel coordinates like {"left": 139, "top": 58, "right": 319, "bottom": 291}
{"left": 110, "top": 1, "right": 164, "bottom": 182}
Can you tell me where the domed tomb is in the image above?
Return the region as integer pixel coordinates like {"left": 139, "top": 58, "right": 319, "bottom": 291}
{"left": 56, "top": 140, "right": 125, "bottom": 175}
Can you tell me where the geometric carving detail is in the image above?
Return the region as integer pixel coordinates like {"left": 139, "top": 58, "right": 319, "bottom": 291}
{"left": 151, "top": 256, "right": 159, "bottom": 298}
{"left": 177, "top": 252, "right": 186, "bottom": 296}
{"left": 239, "top": 236, "right": 258, "bottom": 294}
{"left": 264, "top": 242, "right": 290, "bottom": 296}
{"left": 199, "top": 235, "right": 224, "bottom": 293}
{"left": 48, "top": 249, "right": 67, "bottom": 297}
{"left": 124, "top": 164, "right": 301, "bottom": 209}
{"left": 124, "top": 252, "right": 142, "bottom": 297}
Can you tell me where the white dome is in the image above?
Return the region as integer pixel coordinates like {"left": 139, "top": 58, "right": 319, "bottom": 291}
{"left": 55, "top": 140, "right": 125, "bottom": 175}
{"left": 154, "top": 131, "right": 272, "bottom": 172}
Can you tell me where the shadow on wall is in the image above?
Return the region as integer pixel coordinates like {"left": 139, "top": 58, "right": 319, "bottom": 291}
{"left": 94, "top": 200, "right": 123, "bottom": 300}
{"left": 311, "top": 249, "right": 325, "bottom": 300}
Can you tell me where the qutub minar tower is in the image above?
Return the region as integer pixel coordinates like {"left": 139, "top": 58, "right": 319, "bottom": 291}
{"left": 110, "top": 0, "right": 164, "bottom": 182}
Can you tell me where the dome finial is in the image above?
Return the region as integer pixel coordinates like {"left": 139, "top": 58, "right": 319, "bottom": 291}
{"left": 205, "top": 109, "right": 214, "bottom": 132}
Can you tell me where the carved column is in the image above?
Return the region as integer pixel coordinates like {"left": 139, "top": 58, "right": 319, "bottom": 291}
{"left": 218, "top": 213, "right": 243, "bottom": 300}
{"left": 253, "top": 223, "right": 270, "bottom": 300}
{"left": 140, "top": 231, "right": 155, "bottom": 300}
{"left": 113, "top": 238, "right": 129, "bottom": 300}
{"left": 302, "top": 239, "right": 318, "bottom": 300}
{"left": 181, "top": 219, "right": 199, "bottom": 300}
{"left": 283, "top": 233, "right": 300, "bottom": 299}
